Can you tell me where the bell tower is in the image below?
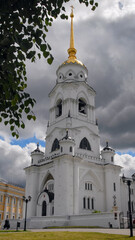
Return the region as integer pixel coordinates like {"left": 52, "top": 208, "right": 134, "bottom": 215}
{"left": 25, "top": 8, "right": 122, "bottom": 221}
{"left": 45, "top": 7, "right": 100, "bottom": 162}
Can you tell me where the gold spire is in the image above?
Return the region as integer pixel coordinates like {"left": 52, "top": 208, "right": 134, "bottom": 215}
{"left": 67, "top": 6, "right": 77, "bottom": 61}
{"left": 60, "top": 6, "right": 87, "bottom": 69}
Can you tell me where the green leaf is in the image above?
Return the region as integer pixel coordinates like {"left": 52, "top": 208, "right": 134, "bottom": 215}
{"left": 38, "top": 53, "right": 41, "bottom": 59}
{"left": 90, "top": 0, "right": 94, "bottom": 5}
{"left": 41, "top": 44, "right": 47, "bottom": 52}
{"left": 47, "top": 57, "right": 53, "bottom": 65}
{"left": 21, "top": 123, "right": 25, "bottom": 129}
{"left": 44, "top": 26, "right": 48, "bottom": 32}
{"left": 4, "top": 121, "right": 8, "bottom": 125}
{"left": 21, "top": 39, "right": 33, "bottom": 52}
{"left": 60, "top": 14, "right": 66, "bottom": 19}
{"left": 62, "top": 6, "right": 65, "bottom": 11}
{"left": 32, "top": 116, "right": 36, "bottom": 121}
{"left": 1, "top": 113, "right": 8, "bottom": 118}
{"left": 12, "top": 132, "right": 16, "bottom": 137}
{"left": 43, "top": 51, "right": 49, "bottom": 58}
{"left": 0, "top": 117, "right": 2, "bottom": 122}
{"left": 92, "top": 6, "right": 96, "bottom": 11}
{"left": 10, "top": 125, "right": 15, "bottom": 131}
{"left": 10, "top": 119, "right": 14, "bottom": 125}
{"left": 18, "top": 51, "right": 25, "bottom": 61}
{"left": 27, "top": 115, "right": 32, "bottom": 120}
{"left": 27, "top": 51, "right": 36, "bottom": 59}
{"left": 25, "top": 107, "right": 30, "bottom": 114}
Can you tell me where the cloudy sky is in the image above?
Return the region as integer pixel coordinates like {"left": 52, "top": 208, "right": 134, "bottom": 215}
{"left": 0, "top": 0, "right": 135, "bottom": 186}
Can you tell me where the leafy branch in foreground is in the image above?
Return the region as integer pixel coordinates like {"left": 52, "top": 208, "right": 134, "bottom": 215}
{"left": 0, "top": 0, "right": 98, "bottom": 138}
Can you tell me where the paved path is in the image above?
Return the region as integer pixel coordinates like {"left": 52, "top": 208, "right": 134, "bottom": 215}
{"left": 30, "top": 228, "right": 135, "bottom": 236}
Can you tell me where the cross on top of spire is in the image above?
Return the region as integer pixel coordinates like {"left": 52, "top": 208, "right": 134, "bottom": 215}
{"left": 70, "top": 5, "right": 74, "bottom": 16}
{"left": 67, "top": 6, "right": 77, "bottom": 60}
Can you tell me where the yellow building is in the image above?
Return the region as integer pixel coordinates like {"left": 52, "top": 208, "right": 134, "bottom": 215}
{"left": 0, "top": 178, "right": 25, "bottom": 225}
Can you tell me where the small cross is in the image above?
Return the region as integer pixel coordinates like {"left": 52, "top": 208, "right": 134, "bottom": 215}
{"left": 70, "top": 5, "right": 74, "bottom": 13}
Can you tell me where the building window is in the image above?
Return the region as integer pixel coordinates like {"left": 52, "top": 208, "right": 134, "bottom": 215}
{"left": 80, "top": 73, "right": 83, "bottom": 78}
{"left": 111, "top": 156, "right": 114, "bottom": 162}
{"left": 13, "top": 198, "right": 16, "bottom": 205}
{"left": 6, "top": 214, "right": 9, "bottom": 219}
{"left": 78, "top": 98, "right": 87, "bottom": 114}
{"left": 87, "top": 198, "right": 90, "bottom": 209}
{"left": 80, "top": 138, "right": 91, "bottom": 151}
{"left": 83, "top": 197, "right": 94, "bottom": 210}
{"left": 114, "top": 212, "right": 117, "bottom": 220}
{"left": 69, "top": 146, "right": 72, "bottom": 152}
{"left": 61, "top": 147, "right": 63, "bottom": 152}
{"left": 56, "top": 99, "right": 62, "bottom": 118}
{"left": 113, "top": 183, "right": 116, "bottom": 191}
{"left": 42, "top": 201, "right": 47, "bottom": 216}
{"left": 0, "top": 195, "right": 3, "bottom": 202}
{"left": 83, "top": 197, "right": 86, "bottom": 209}
{"left": 85, "top": 182, "right": 92, "bottom": 191}
{"left": 51, "top": 139, "right": 60, "bottom": 152}
{"left": 91, "top": 198, "right": 94, "bottom": 210}
{"left": 52, "top": 206, "right": 54, "bottom": 215}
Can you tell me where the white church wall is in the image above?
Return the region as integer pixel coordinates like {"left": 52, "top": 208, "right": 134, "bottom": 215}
{"left": 104, "top": 165, "right": 121, "bottom": 212}
{"left": 54, "top": 156, "right": 74, "bottom": 216}
{"left": 79, "top": 163, "right": 105, "bottom": 214}
{"left": 25, "top": 166, "right": 39, "bottom": 218}
{"left": 7, "top": 212, "right": 120, "bottom": 229}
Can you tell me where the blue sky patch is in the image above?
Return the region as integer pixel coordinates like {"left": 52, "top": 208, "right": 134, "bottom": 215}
{"left": 11, "top": 135, "right": 45, "bottom": 148}
{"left": 116, "top": 151, "right": 135, "bottom": 157}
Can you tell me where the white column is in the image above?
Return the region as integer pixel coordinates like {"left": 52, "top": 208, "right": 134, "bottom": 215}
{"left": 73, "top": 160, "right": 79, "bottom": 214}
{"left": 22, "top": 201, "right": 25, "bottom": 219}
{"left": 16, "top": 198, "right": 19, "bottom": 219}
{"left": 10, "top": 197, "right": 14, "bottom": 219}
{"left": 87, "top": 105, "right": 90, "bottom": 121}
{"left": 4, "top": 195, "right": 8, "bottom": 220}
{"left": 75, "top": 99, "right": 78, "bottom": 117}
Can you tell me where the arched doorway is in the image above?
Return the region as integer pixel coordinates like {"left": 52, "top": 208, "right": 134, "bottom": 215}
{"left": 42, "top": 200, "right": 47, "bottom": 216}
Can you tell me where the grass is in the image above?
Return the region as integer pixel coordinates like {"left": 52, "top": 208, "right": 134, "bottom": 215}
{"left": 0, "top": 232, "right": 135, "bottom": 240}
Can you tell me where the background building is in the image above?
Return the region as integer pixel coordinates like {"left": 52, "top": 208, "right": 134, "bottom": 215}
{"left": 0, "top": 178, "right": 25, "bottom": 226}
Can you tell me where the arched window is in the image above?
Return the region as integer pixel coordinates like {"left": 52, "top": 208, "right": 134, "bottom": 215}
{"left": 56, "top": 99, "right": 62, "bottom": 118}
{"left": 78, "top": 98, "right": 87, "bottom": 114}
{"left": 42, "top": 201, "right": 46, "bottom": 216}
{"left": 69, "top": 146, "right": 72, "bottom": 152}
{"left": 79, "top": 137, "right": 91, "bottom": 151}
{"left": 51, "top": 139, "right": 60, "bottom": 152}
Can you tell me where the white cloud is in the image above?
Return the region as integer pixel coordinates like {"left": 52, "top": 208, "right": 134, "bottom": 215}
{"left": 115, "top": 153, "right": 135, "bottom": 177}
{"left": 0, "top": 140, "right": 44, "bottom": 186}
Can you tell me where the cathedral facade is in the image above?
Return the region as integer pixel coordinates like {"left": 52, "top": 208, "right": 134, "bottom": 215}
{"left": 24, "top": 9, "right": 135, "bottom": 228}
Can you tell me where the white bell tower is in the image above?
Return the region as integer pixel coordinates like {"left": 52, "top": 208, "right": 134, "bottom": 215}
{"left": 45, "top": 7, "right": 100, "bottom": 162}
{"left": 25, "top": 8, "right": 122, "bottom": 222}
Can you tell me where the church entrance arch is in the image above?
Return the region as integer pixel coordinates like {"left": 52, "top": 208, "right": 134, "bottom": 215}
{"left": 42, "top": 200, "right": 47, "bottom": 216}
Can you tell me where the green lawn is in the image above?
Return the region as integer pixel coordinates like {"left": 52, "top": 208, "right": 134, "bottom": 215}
{"left": 0, "top": 232, "right": 135, "bottom": 240}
